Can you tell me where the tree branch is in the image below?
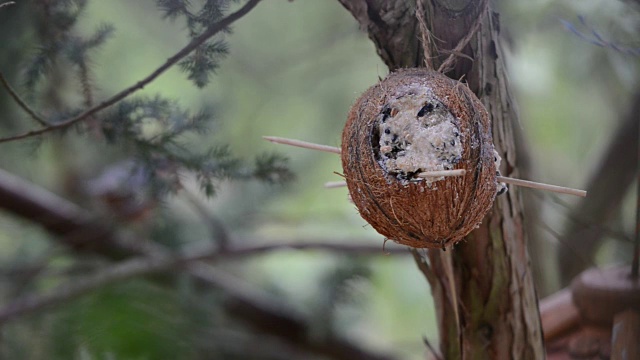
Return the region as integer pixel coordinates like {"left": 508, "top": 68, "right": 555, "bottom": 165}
{"left": 0, "top": 168, "right": 398, "bottom": 360}
{"left": 0, "top": 0, "right": 263, "bottom": 144}
{"left": 0, "top": 72, "right": 49, "bottom": 126}
{"left": 0, "top": 241, "right": 407, "bottom": 324}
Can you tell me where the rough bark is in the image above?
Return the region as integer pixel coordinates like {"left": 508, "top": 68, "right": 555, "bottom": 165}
{"left": 338, "top": 1, "right": 544, "bottom": 358}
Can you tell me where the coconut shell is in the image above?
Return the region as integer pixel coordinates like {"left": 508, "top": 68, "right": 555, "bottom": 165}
{"left": 341, "top": 68, "right": 497, "bottom": 248}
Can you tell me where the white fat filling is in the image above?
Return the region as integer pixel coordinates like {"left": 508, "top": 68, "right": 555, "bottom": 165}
{"left": 377, "top": 86, "right": 462, "bottom": 185}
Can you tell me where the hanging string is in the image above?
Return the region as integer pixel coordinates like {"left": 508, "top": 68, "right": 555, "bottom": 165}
{"left": 437, "top": 0, "right": 489, "bottom": 73}
{"left": 415, "top": 0, "right": 435, "bottom": 70}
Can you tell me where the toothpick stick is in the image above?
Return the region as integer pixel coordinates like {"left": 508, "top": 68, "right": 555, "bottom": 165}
{"left": 264, "top": 135, "right": 587, "bottom": 197}
{"left": 324, "top": 169, "right": 466, "bottom": 188}
{"left": 418, "top": 169, "right": 466, "bottom": 178}
{"left": 497, "top": 176, "right": 587, "bottom": 197}
{"left": 263, "top": 136, "right": 341, "bottom": 154}
{"left": 325, "top": 181, "right": 348, "bottom": 189}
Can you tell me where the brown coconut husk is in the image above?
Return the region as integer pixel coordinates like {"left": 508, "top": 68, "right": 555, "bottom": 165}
{"left": 341, "top": 68, "right": 497, "bottom": 248}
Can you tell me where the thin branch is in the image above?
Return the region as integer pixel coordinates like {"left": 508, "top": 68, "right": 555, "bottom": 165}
{"left": 532, "top": 191, "right": 631, "bottom": 243}
{"left": 0, "top": 72, "right": 49, "bottom": 126}
{"left": 0, "top": 1, "right": 14, "bottom": 9}
{"left": 0, "top": 0, "right": 263, "bottom": 144}
{"left": 219, "top": 240, "right": 409, "bottom": 258}
{"left": 560, "top": 16, "right": 640, "bottom": 57}
{"left": 538, "top": 220, "right": 597, "bottom": 271}
{"left": 0, "top": 241, "right": 407, "bottom": 325}
{"left": 422, "top": 336, "right": 443, "bottom": 360}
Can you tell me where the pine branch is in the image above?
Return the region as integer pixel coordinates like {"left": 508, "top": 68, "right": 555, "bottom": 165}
{"left": 0, "top": 0, "right": 263, "bottom": 144}
{"left": 0, "top": 72, "right": 50, "bottom": 126}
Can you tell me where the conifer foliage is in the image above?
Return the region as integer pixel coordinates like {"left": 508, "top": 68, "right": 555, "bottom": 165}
{"left": 8, "top": 0, "right": 293, "bottom": 198}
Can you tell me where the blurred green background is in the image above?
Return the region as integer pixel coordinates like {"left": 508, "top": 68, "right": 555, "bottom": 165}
{"left": 0, "top": 0, "right": 638, "bottom": 359}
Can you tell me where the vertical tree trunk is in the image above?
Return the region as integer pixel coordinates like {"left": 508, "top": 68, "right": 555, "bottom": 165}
{"left": 338, "top": 1, "right": 544, "bottom": 358}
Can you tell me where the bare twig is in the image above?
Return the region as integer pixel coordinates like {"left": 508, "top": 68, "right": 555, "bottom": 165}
{"left": 532, "top": 191, "right": 631, "bottom": 243}
{"left": 0, "top": 72, "right": 49, "bottom": 126}
{"left": 0, "top": 0, "right": 263, "bottom": 144}
{"left": 422, "top": 336, "right": 443, "bottom": 360}
{"left": 538, "top": 220, "right": 597, "bottom": 271}
{"left": 437, "top": 0, "right": 489, "bottom": 73}
{"left": 560, "top": 16, "right": 640, "bottom": 57}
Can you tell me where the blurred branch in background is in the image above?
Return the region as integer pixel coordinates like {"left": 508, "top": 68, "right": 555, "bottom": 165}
{"left": 560, "top": 16, "right": 640, "bottom": 57}
{"left": 557, "top": 89, "right": 640, "bottom": 285}
{"left": 0, "top": 239, "right": 405, "bottom": 324}
{"left": 0, "top": 73, "right": 49, "bottom": 126}
{"left": 0, "top": 0, "right": 263, "bottom": 144}
{"left": 0, "top": 166, "right": 401, "bottom": 360}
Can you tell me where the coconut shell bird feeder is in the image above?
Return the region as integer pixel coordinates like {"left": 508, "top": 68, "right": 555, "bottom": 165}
{"left": 264, "top": 68, "right": 586, "bottom": 249}
{"left": 341, "top": 68, "right": 500, "bottom": 248}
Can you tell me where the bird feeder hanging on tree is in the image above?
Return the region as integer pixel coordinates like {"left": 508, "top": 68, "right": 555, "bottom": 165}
{"left": 263, "top": 69, "right": 585, "bottom": 250}
{"left": 341, "top": 68, "right": 502, "bottom": 248}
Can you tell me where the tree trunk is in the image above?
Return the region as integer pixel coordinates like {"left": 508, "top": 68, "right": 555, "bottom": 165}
{"left": 337, "top": 1, "right": 544, "bottom": 358}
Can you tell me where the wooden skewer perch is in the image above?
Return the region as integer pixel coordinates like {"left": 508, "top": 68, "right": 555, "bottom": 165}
{"left": 263, "top": 136, "right": 587, "bottom": 197}
{"left": 263, "top": 136, "right": 341, "bottom": 154}
{"left": 325, "top": 181, "right": 349, "bottom": 189}
{"left": 263, "top": 136, "right": 465, "bottom": 178}
{"left": 496, "top": 176, "right": 586, "bottom": 197}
